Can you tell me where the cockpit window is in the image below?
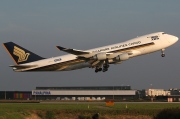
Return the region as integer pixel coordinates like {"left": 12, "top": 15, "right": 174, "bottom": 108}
{"left": 151, "top": 36, "right": 159, "bottom": 40}
{"left": 162, "top": 32, "right": 166, "bottom": 34}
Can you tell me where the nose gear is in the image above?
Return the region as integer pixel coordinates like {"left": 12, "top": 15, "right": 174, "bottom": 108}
{"left": 161, "top": 49, "right": 165, "bottom": 57}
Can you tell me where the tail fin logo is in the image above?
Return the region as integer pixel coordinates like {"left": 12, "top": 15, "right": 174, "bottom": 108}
{"left": 13, "top": 46, "right": 30, "bottom": 62}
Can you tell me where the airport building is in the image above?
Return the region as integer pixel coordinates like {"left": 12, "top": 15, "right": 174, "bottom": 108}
{"left": 32, "top": 86, "right": 137, "bottom": 100}
{"left": 145, "top": 89, "right": 170, "bottom": 96}
{"left": 2, "top": 87, "right": 180, "bottom": 102}
{"left": 0, "top": 91, "right": 32, "bottom": 100}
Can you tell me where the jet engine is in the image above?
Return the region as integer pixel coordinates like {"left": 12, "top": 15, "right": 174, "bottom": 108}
{"left": 115, "top": 53, "right": 129, "bottom": 61}
{"left": 93, "top": 53, "right": 107, "bottom": 60}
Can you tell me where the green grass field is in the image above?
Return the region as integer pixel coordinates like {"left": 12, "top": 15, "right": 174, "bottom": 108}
{"left": 0, "top": 103, "right": 180, "bottom": 119}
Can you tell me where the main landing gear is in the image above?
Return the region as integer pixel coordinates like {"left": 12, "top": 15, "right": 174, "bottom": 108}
{"left": 161, "top": 49, "right": 165, "bottom": 57}
{"left": 103, "top": 64, "right": 109, "bottom": 72}
{"left": 95, "top": 64, "right": 109, "bottom": 73}
{"left": 95, "top": 67, "right": 102, "bottom": 73}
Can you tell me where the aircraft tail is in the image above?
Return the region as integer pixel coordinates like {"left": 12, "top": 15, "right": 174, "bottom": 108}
{"left": 2, "top": 42, "right": 44, "bottom": 64}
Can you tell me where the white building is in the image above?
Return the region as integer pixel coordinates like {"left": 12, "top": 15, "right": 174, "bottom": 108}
{"left": 146, "top": 89, "right": 170, "bottom": 96}
{"left": 32, "top": 86, "right": 137, "bottom": 100}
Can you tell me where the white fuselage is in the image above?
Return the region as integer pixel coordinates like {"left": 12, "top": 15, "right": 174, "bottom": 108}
{"left": 17, "top": 32, "right": 178, "bottom": 72}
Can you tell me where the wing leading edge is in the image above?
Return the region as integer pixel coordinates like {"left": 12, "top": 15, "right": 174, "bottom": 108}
{"left": 56, "top": 46, "right": 90, "bottom": 55}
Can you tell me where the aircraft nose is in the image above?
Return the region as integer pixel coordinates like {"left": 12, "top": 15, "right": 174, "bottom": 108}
{"left": 169, "top": 35, "right": 178, "bottom": 44}
{"left": 172, "top": 36, "right": 178, "bottom": 43}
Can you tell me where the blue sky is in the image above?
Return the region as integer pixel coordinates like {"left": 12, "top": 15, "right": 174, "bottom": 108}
{"left": 0, "top": 1, "right": 180, "bottom": 90}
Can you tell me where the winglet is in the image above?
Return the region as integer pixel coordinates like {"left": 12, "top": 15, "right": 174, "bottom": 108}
{"left": 56, "top": 46, "right": 67, "bottom": 51}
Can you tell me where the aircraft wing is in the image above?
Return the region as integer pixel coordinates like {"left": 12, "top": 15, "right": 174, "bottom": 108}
{"left": 56, "top": 46, "right": 90, "bottom": 55}
{"left": 57, "top": 42, "right": 154, "bottom": 57}
{"left": 26, "top": 59, "right": 84, "bottom": 71}
{"left": 55, "top": 42, "right": 155, "bottom": 68}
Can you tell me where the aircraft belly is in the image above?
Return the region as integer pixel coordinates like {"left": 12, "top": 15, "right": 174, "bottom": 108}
{"left": 128, "top": 50, "right": 142, "bottom": 58}
{"left": 62, "top": 62, "right": 91, "bottom": 71}
{"left": 141, "top": 47, "right": 153, "bottom": 54}
{"left": 140, "top": 42, "right": 161, "bottom": 55}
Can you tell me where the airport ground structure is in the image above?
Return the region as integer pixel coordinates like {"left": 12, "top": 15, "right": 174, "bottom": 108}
{"left": 32, "top": 86, "right": 136, "bottom": 101}
{"left": 1, "top": 86, "right": 180, "bottom": 102}
{"left": 0, "top": 86, "right": 137, "bottom": 101}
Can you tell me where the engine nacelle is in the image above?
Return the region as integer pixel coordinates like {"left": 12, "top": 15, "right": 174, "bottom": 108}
{"left": 93, "top": 53, "right": 107, "bottom": 60}
{"left": 115, "top": 53, "right": 129, "bottom": 61}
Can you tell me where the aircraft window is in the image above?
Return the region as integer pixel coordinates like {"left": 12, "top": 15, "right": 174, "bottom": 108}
{"left": 151, "top": 36, "right": 159, "bottom": 40}
{"left": 162, "top": 32, "right": 166, "bottom": 34}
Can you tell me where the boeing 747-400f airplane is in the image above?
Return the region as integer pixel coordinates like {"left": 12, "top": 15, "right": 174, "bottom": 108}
{"left": 3, "top": 32, "right": 178, "bottom": 73}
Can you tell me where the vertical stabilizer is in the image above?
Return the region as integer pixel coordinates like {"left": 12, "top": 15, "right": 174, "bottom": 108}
{"left": 3, "top": 42, "right": 44, "bottom": 64}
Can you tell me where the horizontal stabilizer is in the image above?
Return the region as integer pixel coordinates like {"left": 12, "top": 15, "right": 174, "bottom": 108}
{"left": 9, "top": 65, "right": 37, "bottom": 71}
{"left": 9, "top": 65, "right": 37, "bottom": 68}
{"left": 56, "top": 46, "right": 90, "bottom": 55}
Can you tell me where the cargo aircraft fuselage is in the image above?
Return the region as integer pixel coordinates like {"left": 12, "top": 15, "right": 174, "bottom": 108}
{"left": 3, "top": 32, "right": 178, "bottom": 73}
